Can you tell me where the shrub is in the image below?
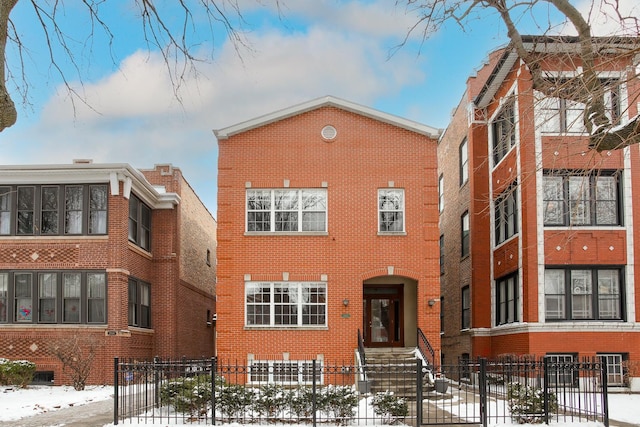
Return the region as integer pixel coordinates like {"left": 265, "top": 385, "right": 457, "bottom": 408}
{"left": 253, "top": 384, "right": 288, "bottom": 418}
{"left": 317, "top": 385, "right": 358, "bottom": 425}
{"left": 372, "top": 391, "right": 408, "bottom": 424}
{"left": 507, "top": 382, "right": 558, "bottom": 424}
{"left": 159, "top": 374, "right": 212, "bottom": 417}
{"left": 0, "top": 359, "right": 36, "bottom": 387}
{"left": 215, "top": 383, "right": 256, "bottom": 420}
{"left": 48, "top": 335, "right": 101, "bottom": 390}
{"left": 287, "top": 386, "right": 315, "bottom": 421}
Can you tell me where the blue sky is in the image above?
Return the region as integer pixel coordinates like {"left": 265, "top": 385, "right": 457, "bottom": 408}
{"left": 1, "top": 0, "right": 636, "bottom": 217}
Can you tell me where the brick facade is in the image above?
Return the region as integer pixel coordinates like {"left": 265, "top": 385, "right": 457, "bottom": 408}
{"left": 438, "top": 37, "right": 640, "bottom": 376}
{"left": 215, "top": 97, "right": 442, "bottom": 366}
{"left": 0, "top": 162, "right": 216, "bottom": 385}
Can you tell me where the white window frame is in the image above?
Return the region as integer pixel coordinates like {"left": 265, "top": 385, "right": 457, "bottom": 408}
{"left": 378, "top": 189, "right": 405, "bottom": 233}
{"left": 248, "top": 360, "right": 322, "bottom": 385}
{"left": 460, "top": 138, "right": 469, "bottom": 186}
{"left": 246, "top": 189, "right": 327, "bottom": 233}
{"left": 245, "top": 282, "right": 327, "bottom": 327}
{"left": 599, "top": 353, "right": 624, "bottom": 386}
{"left": 438, "top": 175, "right": 444, "bottom": 213}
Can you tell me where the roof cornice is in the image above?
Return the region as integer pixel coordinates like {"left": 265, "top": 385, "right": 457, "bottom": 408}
{"left": 0, "top": 163, "right": 180, "bottom": 209}
{"left": 473, "top": 35, "right": 640, "bottom": 109}
{"left": 214, "top": 95, "right": 442, "bottom": 139}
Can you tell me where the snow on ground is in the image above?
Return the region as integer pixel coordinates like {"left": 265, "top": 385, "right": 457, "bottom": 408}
{"left": 1, "top": 385, "right": 639, "bottom": 426}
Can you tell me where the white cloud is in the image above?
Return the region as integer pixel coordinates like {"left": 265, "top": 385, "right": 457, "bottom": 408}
{"left": 11, "top": 18, "right": 427, "bottom": 215}
{"left": 559, "top": 0, "right": 639, "bottom": 36}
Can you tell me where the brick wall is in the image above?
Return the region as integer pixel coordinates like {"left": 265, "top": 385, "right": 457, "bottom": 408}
{"left": 217, "top": 105, "right": 440, "bottom": 363}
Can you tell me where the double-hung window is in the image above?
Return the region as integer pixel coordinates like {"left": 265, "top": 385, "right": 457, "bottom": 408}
{"left": 129, "top": 194, "right": 151, "bottom": 250}
{"left": 246, "top": 189, "right": 327, "bottom": 232}
{"left": 0, "top": 184, "right": 108, "bottom": 236}
{"left": 128, "top": 278, "right": 151, "bottom": 328}
{"left": 495, "top": 184, "right": 518, "bottom": 245}
{"left": 0, "top": 270, "right": 106, "bottom": 324}
{"left": 461, "top": 286, "right": 470, "bottom": 329}
{"left": 378, "top": 189, "right": 404, "bottom": 232}
{"left": 438, "top": 175, "right": 444, "bottom": 213}
{"left": 544, "top": 267, "right": 623, "bottom": 321}
{"left": 492, "top": 98, "right": 516, "bottom": 164}
{"left": 460, "top": 138, "right": 469, "bottom": 185}
{"left": 461, "top": 212, "right": 470, "bottom": 257}
{"left": 496, "top": 273, "right": 518, "bottom": 325}
{"left": 543, "top": 171, "right": 621, "bottom": 226}
{"left": 245, "top": 282, "right": 327, "bottom": 327}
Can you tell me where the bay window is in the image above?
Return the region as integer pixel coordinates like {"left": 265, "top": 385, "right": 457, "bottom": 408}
{"left": 0, "top": 184, "right": 108, "bottom": 236}
{"left": 0, "top": 270, "right": 106, "bottom": 324}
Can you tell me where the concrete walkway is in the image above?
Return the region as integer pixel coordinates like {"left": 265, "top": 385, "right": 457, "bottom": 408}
{"left": 3, "top": 399, "right": 113, "bottom": 427}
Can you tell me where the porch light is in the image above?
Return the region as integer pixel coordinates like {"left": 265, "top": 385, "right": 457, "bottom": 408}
{"left": 343, "top": 298, "right": 349, "bottom": 307}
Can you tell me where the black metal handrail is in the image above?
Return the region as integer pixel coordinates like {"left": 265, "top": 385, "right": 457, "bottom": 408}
{"left": 417, "top": 327, "right": 435, "bottom": 369}
{"left": 357, "top": 329, "right": 367, "bottom": 371}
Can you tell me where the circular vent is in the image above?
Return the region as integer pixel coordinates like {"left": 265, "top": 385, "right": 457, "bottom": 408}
{"left": 321, "top": 125, "right": 337, "bottom": 141}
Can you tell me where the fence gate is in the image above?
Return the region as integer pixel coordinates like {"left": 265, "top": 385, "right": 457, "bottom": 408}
{"left": 417, "top": 360, "right": 483, "bottom": 425}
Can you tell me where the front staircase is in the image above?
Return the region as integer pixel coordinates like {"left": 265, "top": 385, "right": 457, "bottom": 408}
{"left": 363, "top": 347, "right": 426, "bottom": 398}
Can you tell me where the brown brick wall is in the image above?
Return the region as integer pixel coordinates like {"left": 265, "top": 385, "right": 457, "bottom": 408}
{"left": 0, "top": 164, "right": 216, "bottom": 385}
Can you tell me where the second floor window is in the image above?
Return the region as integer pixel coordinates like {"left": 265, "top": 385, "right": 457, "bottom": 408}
{"left": 495, "top": 185, "right": 518, "bottom": 245}
{"left": 129, "top": 194, "right": 151, "bottom": 250}
{"left": 543, "top": 171, "right": 621, "bottom": 226}
{"left": 0, "top": 184, "right": 108, "bottom": 236}
{"left": 378, "top": 189, "right": 405, "bottom": 232}
{"left": 247, "top": 189, "right": 327, "bottom": 233}
{"left": 544, "top": 267, "right": 623, "bottom": 321}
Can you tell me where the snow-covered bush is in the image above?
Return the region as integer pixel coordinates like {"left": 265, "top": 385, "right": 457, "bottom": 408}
{"left": 159, "top": 374, "right": 212, "bottom": 416}
{"left": 507, "top": 382, "right": 558, "bottom": 424}
{"left": 253, "top": 384, "right": 288, "bottom": 417}
{"left": 372, "top": 391, "right": 408, "bottom": 424}
{"left": 216, "top": 383, "right": 256, "bottom": 420}
{"left": 0, "top": 359, "right": 36, "bottom": 388}
{"left": 287, "top": 386, "right": 315, "bottom": 421}
{"left": 317, "top": 385, "right": 358, "bottom": 425}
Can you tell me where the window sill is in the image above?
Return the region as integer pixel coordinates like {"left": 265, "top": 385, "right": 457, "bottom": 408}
{"left": 377, "top": 232, "right": 407, "bottom": 236}
{"left": 244, "top": 232, "right": 328, "bottom": 236}
{"left": 128, "top": 326, "right": 155, "bottom": 334}
{"left": 244, "top": 326, "right": 329, "bottom": 331}
{"left": 543, "top": 225, "right": 623, "bottom": 230}
{"left": 0, "top": 235, "right": 108, "bottom": 241}
{"left": 128, "top": 241, "right": 153, "bottom": 259}
{"left": 0, "top": 324, "right": 107, "bottom": 329}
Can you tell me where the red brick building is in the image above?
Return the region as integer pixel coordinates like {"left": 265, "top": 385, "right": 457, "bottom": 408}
{"left": 0, "top": 162, "right": 216, "bottom": 385}
{"left": 438, "top": 36, "right": 640, "bottom": 386}
{"left": 215, "top": 96, "right": 442, "bottom": 375}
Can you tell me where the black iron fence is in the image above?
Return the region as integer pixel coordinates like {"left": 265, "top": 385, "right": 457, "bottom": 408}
{"left": 113, "top": 356, "right": 608, "bottom": 426}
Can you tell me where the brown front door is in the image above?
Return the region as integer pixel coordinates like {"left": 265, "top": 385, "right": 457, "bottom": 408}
{"left": 363, "top": 285, "right": 404, "bottom": 347}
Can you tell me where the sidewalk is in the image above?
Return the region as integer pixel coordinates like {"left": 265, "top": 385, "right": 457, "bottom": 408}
{"left": 3, "top": 399, "right": 113, "bottom": 427}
